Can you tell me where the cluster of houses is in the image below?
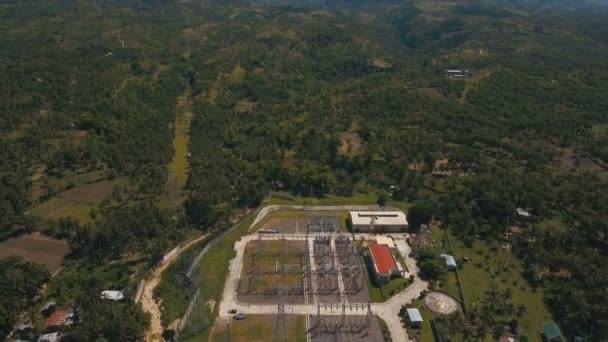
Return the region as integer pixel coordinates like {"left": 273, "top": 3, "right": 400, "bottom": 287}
{"left": 11, "top": 290, "right": 126, "bottom": 342}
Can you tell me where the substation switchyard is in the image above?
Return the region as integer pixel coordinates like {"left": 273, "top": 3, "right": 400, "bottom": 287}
{"left": 231, "top": 215, "right": 385, "bottom": 342}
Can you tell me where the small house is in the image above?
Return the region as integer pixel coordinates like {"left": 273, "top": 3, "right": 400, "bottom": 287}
{"left": 406, "top": 308, "right": 423, "bottom": 328}
{"left": 516, "top": 208, "right": 532, "bottom": 218}
{"left": 542, "top": 321, "right": 565, "bottom": 342}
{"left": 44, "top": 308, "right": 75, "bottom": 330}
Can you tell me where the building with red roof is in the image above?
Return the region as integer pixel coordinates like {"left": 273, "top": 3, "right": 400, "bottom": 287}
{"left": 44, "top": 308, "right": 75, "bottom": 330}
{"left": 510, "top": 226, "right": 524, "bottom": 236}
{"left": 368, "top": 244, "right": 400, "bottom": 283}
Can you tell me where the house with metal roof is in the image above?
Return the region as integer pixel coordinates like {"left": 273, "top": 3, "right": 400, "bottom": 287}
{"left": 38, "top": 332, "right": 60, "bottom": 342}
{"left": 406, "top": 308, "right": 423, "bottom": 328}
{"left": 542, "top": 321, "right": 565, "bottom": 342}
{"left": 441, "top": 254, "right": 457, "bottom": 271}
{"left": 101, "top": 290, "right": 125, "bottom": 301}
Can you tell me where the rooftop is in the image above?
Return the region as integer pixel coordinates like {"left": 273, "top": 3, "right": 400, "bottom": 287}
{"left": 45, "top": 309, "right": 74, "bottom": 329}
{"left": 350, "top": 211, "right": 408, "bottom": 226}
{"left": 406, "top": 308, "right": 423, "bottom": 323}
{"left": 101, "top": 290, "right": 125, "bottom": 301}
{"left": 542, "top": 321, "right": 563, "bottom": 339}
{"left": 38, "top": 332, "right": 60, "bottom": 342}
{"left": 369, "top": 244, "right": 398, "bottom": 276}
{"left": 375, "top": 236, "right": 395, "bottom": 248}
{"left": 441, "top": 254, "right": 457, "bottom": 268}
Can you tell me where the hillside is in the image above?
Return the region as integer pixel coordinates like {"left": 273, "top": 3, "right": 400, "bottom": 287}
{"left": 1, "top": 0, "right": 607, "bottom": 340}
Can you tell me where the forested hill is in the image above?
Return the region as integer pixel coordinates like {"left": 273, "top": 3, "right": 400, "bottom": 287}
{"left": 1, "top": 0, "right": 608, "bottom": 340}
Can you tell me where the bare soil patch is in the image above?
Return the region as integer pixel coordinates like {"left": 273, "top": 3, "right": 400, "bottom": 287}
{"left": 0, "top": 233, "right": 69, "bottom": 273}
{"left": 338, "top": 132, "right": 364, "bottom": 157}
{"left": 423, "top": 291, "right": 461, "bottom": 315}
{"left": 61, "top": 180, "right": 115, "bottom": 201}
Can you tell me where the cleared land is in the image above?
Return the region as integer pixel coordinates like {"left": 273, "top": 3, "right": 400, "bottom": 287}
{"left": 0, "top": 233, "right": 69, "bottom": 273}
{"left": 267, "top": 191, "right": 413, "bottom": 211}
{"left": 164, "top": 92, "right": 194, "bottom": 206}
{"left": 28, "top": 179, "right": 122, "bottom": 222}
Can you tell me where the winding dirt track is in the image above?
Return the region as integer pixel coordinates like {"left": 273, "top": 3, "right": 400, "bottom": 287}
{"left": 141, "top": 234, "right": 207, "bottom": 342}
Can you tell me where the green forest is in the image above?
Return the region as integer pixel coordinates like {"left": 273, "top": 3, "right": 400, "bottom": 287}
{"left": 1, "top": 0, "right": 608, "bottom": 340}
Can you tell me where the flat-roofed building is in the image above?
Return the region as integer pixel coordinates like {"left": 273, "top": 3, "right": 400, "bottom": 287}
{"left": 406, "top": 308, "right": 423, "bottom": 328}
{"left": 349, "top": 211, "right": 408, "bottom": 233}
{"left": 368, "top": 244, "right": 400, "bottom": 283}
{"left": 375, "top": 235, "right": 395, "bottom": 248}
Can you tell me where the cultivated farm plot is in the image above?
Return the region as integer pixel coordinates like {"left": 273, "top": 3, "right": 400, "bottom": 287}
{"left": 29, "top": 179, "right": 123, "bottom": 222}
{"left": 238, "top": 240, "right": 311, "bottom": 304}
{"left": 0, "top": 233, "right": 70, "bottom": 273}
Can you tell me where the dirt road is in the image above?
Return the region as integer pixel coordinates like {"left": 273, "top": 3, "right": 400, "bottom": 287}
{"left": 141, "top": 234, "right": 207, "bottom": 342}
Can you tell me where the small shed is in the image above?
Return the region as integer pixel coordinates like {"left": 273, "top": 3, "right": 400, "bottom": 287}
{"left": 406, "top": 308, "right": 423, "bottom": 328}
{"left": 38, "top": 332, "right": 60, "bottom": 342}
{"left": 41, "top": 301, "right": 56, "bottom": 316}
{"left": 542, "top": 321, "right": 565, "bottom": 342}
{"left": 101, "top": 290, "right": 125, "bottom": 301}
{"left": 441, "top": 254, "right": 457, "bottom": 271}
{"left": 516, "top": 208, "right": 532, "bottom": 218}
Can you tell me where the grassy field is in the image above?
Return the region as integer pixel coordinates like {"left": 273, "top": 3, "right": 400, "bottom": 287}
{"left": 179, "top": 213, "right": 257, "bottom": 342}
{"left": 432, "top": 230, "right": 551, "bottom": 341}
{"left": 209, "top": 315, "right": 307, "bottom": 342}
{"left": 230, "top": 64, "right": 247, "bottom": 82}
{"left": 163, "top": 92, "right": 193, "bottom": 207}
{"left": 31, "top": 169, "right": 108, "bottom": 200}
{"left": 268, "top": 190, "right": 413, "bottom": 211}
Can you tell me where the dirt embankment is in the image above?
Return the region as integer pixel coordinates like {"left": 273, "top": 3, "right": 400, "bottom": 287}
{"left": 141, "top": 234, "right": 207, "bottom": 342}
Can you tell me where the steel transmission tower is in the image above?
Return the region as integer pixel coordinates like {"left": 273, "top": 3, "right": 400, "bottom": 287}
{"left": 273, "top": 287, "right": 288, "bottom": 342}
